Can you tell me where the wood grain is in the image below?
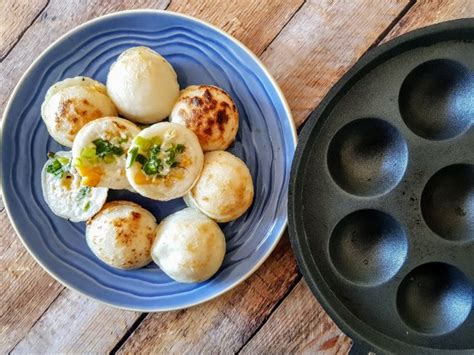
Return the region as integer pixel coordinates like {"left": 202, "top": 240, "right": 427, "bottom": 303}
{"left": 1, "top": 0, "right": 304, "bottom": 353}
{"left": 117, "top": 0, "right": 411, "bottom": 352}
{"left": 168, "top": 0, "right": 305, "bottom": 55}
{"left": 0, "top": 211, "right": 63, "bottom": 352}
{"left": 260, "top": 0, "right": 410, "bottom": 128}
{"left": 384, "top": 0, "right": 474, "bottom": 42}
{"left": 241, "top": 280, "right": 352, "bottom": 354}
{"left": 236, "top": 2, "right": 474, "bottom": 354}
{"left": 0, "top": 0, "right": 48, "bottom": 61}
{"left": 11, "top": 289, "right": 140, "bottom": 354}
{"left": 4, "top": 0, "right": 466, "bottom": 353}
{"left": 117, "top": 235, "right": 299, "bottom": 354}
{"left": 0, "top": 0, "right": 170, "bottom": 119}
{"left": 0, "top": 1, "right": 170, "bottom": 352}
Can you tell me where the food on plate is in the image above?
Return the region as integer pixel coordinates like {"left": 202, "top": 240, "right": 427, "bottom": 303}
{"left": 126, "top": 122, "right": 203, "bottom": 201}
{"left": 41, "top": 151, "right": 108, "bottom": 222}
{"left": 72, "top": 117, "right": 140, "bottom": 190}
{"left": 86, "top": 200, "right": 157, "bottom": 269}
{"left": 38, "top": 45, "right": 252, "bottom": 281}
{"left": 151, "top": 208, "right": 225, "bottom": 283}
{"left": 107, "top": 46, "right": 179, "bottom": 124}
{"left": 170, "top": 85, "right": 239, "bottom": 151}
{"left": 41, "top": 76, "right": 117, "bottom": 147}
{"left": 184, "top": 150, "right": 254, "bottom": 222}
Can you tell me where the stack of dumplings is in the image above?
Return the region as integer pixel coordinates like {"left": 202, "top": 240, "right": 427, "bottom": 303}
{"left": 41, "top": 46, "right": 254, "bottom": 283}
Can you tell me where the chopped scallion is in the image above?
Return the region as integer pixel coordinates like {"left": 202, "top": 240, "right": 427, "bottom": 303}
{"left": 134, "top": 136, "right": 151, "bottom": 150}
{"left": 80, "top": 146, "right": 96, "bottom": 159}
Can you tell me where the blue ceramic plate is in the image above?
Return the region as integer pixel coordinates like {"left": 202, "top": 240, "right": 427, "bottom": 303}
{"left": 1, "top": 10, "right": 296, "bottom": 311}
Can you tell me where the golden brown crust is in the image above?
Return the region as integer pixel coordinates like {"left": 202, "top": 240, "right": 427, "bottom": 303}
{"left": 55, "top": 97, "right": 104, "bottom": 140}
{"left": 86, "top": 200, "right": 156, "bottom": 269}
{"left": 172, "top": 85, "right": 238, "bottom": 151}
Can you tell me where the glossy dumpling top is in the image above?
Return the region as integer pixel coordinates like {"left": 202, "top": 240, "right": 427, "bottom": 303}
{"left": 41, "top": 76, "right": 117, "bottom": 147}
{"left": 107, "top": 46, "right": 180, "bottom": 124}
{"left": 151, "top": 208, "right": 226, "bottom": 283}
{"left": 184, "top": 150, "right": 254, "bottom": 222}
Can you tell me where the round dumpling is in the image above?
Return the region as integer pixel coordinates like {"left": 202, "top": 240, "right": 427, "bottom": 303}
{"left": 151, "top": 208, "right": 226, "bottom": 283}
{"left": 41, "top": 151, "right": 108, "bottom": 222}
{"left": 72, "top": 117, "right": 140, "bottom": 190}
{"left": 107, "top": 46, "right": 179, "bottom": 124}
{"left": 184, "top": 151, "right": 254, "bottom": 222}
{"left": 86, "top": 201, "right": 157, "bottom": 269}
{"left": 41, "top": 76, "right": 117, "bottom": 147}
{"left": 126, "top": 122, "right": 203, "bottom": 201}
{"left": 170, "top": 85, "right": 239, "bottom": 151}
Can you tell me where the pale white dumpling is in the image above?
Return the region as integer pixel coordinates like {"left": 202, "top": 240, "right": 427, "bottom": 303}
{"left": 126, "top": 122, "right": 203, "bottom": 201}
{"left": 152, "top": 208, "right": 226, "bottom": 283}
{"left": 86, "top": 201, "right": 157, "bottom": 269}
{"left": 41, "top": 76, "right": 117, "bottom": 147}
{"left": 107, "top": 46, "right": 179, "bottom": 124}
{"left": 184, "top": 151, "right": 254, "bottom": 222}
{"left": 170, "top": 85, "right": 239, "bottom": 151}
{"left": 41, "top": 151, "right": 108, "bottom": 222}
{"left": 72, "top": 117, "right": 140, "bottom": 190}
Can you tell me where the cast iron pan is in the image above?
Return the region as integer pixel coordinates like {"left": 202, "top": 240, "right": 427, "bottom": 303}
{"left": 289, "top": 19, "right": 474, "bottom": 354}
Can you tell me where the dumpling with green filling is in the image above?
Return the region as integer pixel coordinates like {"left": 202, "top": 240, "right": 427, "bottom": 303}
{"left": 41, "top": 151, "right": 108, "bottom": 222}
{"left": 72, "top": 117, "right": 140, "bottom": 190}
{"left": 126, "top": 122, "right": 203, "bottom": 200}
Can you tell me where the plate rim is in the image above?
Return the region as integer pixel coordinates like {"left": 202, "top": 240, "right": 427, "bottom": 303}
{"left": 0, "top": 9, "right": 297, "bottom": 312}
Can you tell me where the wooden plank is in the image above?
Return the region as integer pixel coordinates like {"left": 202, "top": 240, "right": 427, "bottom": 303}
{"left": 117, "top": 235, "right": 299, "bottom": 354}
{"left": 11, "top": 289, "right": 140, "bottom": 354}
{"left": 240, "top": 280, "right": 352, "bottom": 354}
{"left": 0, "top": 1, "right": 170, "bottom": 353}
{"left": 1, "top": 0, "right": 304, "bottom": 353}
{"left": 0, "top": 211, "right": 63, "bottom": 353}
{"left": 240, "top": 2, "right": 474, "bottom": 354}
{"left": 117, "top": 0, "right": 410, "bottom": 353}
{"left": 0, "top": 0, "right": 169, "bottom": 119}
{"left": 384, "top": 0, "right": 474, "bottom": 42}
{"left": 168, "top": 0, "right": 305, "bottom": 55}
{"left": 260, "top": 0, "right": 410, "bottom": 128}
{"left": 0, "top": 0, "right": 48, "bottom": 60}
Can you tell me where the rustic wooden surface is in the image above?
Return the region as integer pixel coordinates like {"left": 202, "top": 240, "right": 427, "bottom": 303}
{"left": 1, "top": 0, "right": 472, "bottom": 353}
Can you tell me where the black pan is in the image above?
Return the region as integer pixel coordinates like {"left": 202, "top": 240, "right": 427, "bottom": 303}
{"left": 288, "top": 19, "right": 474, "bottom": 354}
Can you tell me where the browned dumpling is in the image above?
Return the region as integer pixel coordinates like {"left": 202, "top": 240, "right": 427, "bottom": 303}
{"left": 86, "top": 201, "right": 157, "bottom": 269}
{"left": 184, "top": 151, "right": 254, "bottom": 222}
{"left": 41, "top": 77, "right": 117, "bottom": 147}
{"left": 170, "top": 85, "right": 239, "bottom": 151}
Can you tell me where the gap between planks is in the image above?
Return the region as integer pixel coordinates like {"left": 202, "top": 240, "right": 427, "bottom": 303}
{"left": 111, "top": 0, "right": 419, "bottom": 352}
{"left": 0, "top": 0, "right": 51, "bottom": 62}
{"left": 4, "top": 0, "right": 417, "bottom": 353}
{"left": 234, "top": 0, "right": 419, "bottom": 351}
{"left": 108, "top": 2, "right": 309, "bottom": 351}
{"left": 3, "top": 0, "right": 301, "bottom": 352}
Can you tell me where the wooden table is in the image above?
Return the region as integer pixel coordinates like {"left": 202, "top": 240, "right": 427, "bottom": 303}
{"left": 1, "top": 0, "right": 472, "bottom": 353}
